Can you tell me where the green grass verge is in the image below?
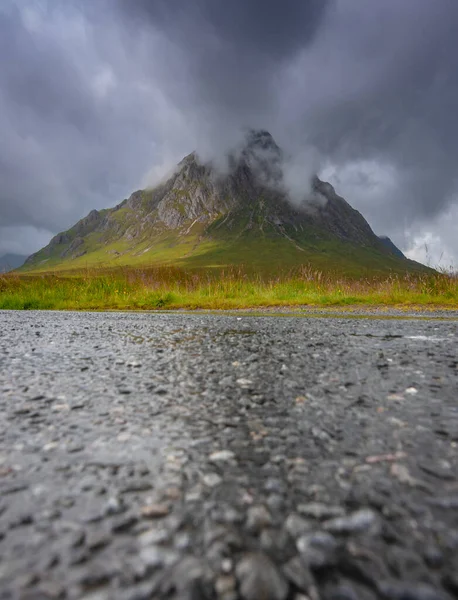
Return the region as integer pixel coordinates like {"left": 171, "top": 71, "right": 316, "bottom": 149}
{"left": 1, "top": 265, "right": 457, "bottom": 311}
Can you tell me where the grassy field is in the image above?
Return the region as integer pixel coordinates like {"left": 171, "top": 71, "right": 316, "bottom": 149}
{"left": 1, "top": 265, "right": 457, "bottom": 310}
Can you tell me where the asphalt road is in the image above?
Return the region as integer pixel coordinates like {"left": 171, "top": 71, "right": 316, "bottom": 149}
{"left": 1, "top": 310, "right": 458, "bottom": 600}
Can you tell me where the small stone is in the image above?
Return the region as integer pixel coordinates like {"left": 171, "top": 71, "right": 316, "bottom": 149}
{"left": 221, "top": 558, "right": 233, "bottom": 573}
{"left": 51, "top": 403, "right": 70, "bottom": 411}
{"left": 43, "top": 442, "right": 58, "bottom": 452}
{"left": 236, "top": 552, "right": 289, "bottom": 600}
{"left": 422, "top": 545, "right": 444, "bottom": 568}
{"left": 390, "top": 464, "right": 430, "bottom": 490}
{"left": 267, "top": 494, "right": 285, "bottom": 512}
{"left": 246, "top": 505, "right": 272, "bottom": 533}
{"left": 163, "top": 486, "right": 181, "bottom": 500}
{"left": 139, "top": 545, "right": 165, "bottom": 569}
{"left": 216, "top": 575, "right": 237, "bottom": 595}
{"left": 427, "top": 496, "right": 458, "bottom": 508}
{"left": 104, "top": 496, "right": 125, "bottom": 516}
{"left": 324, "top": 509, "right": 379, "bottom": 535}
{"left": 138, "top": 527, "right": 170, "bottom": 546}
{"left": 297, "top": 503, "right": 345, "bottom": 520}
{"left": 284, "top": 513, "right": 313, "bottom": 538}
{"left": 174, "top": 532, "right": 191, "bottom": 550}
{"left": 282, "top": 557, "right": 316, "bottom": 595}
{"left": 297, "top": 531, "right": 339, "bottom": 570}
{"left": 236, "top": 378, "right": 254, "bottom": 389}
{"left": 210, "top": 504, "right": 243, "bottom": 524}
{"left": 120, "top": 480, "right": 153, "bottom": 493}
{"left": 387, "top": 394, "right": 405, "bottom": 401}
{"left": 140, "top": 503, "right": 169, "bottom": 518}
{"left": 264, "top": 478, "right": 286, "bottom": 494}
{"left": 419, "top": 461, "right": 454, "bottom": 481}
{"left": 259, "top": 528, "right": 291, "bottom": 560}
{"left": 377, "top": 581, "right": 447, "bottom": 600}
{"left": 209, "top": 450, "right": 236, "bottom": 463}
{"left": 166, "top": 556, "right": 210, "bottom": 597}
{"left": 405, "top": 387, "right": 418, "bottom": 395}
{"left": 67, "top": 444, "right": 84, "bottom": 453}
{"left": 324, "top": 583, "right": 363, "bottom": 600}
{"left": 203, "top": 473, "right": 223, "bottom": 487}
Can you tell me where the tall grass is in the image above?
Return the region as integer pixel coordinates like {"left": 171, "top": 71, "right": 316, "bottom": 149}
{"left": 1, "top": 265, "right": 457, "bottom": 310}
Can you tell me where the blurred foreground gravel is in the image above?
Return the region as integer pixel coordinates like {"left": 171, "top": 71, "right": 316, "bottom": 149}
{"left": 1, "top": 310, "right": 458, "bottom": 600}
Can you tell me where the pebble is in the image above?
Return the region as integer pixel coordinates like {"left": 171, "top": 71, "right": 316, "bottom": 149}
{"left": 104, "top": 496, "right": 125, "bottom": 516}
{"left": 203, "top": 473, "right": 223, "bottom": 487}
{"left": 284, "top": 513, "right": 313, "bottom": 538}
{"left": 405, "top": 387, "right": 419, "bottom": 395}
{"left": 246, "top": 505, "right": 272, "bottom": 533}
{"left": 324, "top": 509, "right": 379, "bottom": 534}
{"left": 139, "top": 545, "right": 166, "bottom": 569}
{"left": 282, "top": 556, "right": 315, "bottom": 594}
{"left": 236, "top": 553, "right": 289, "bottom": 600}
{"left": 140, "top": 503, "right": 170, "bottom": 519}
{"left": 120, "top": 481, "right": 153, "bottom": 493}
{"left": 209, "top": 450, "right": 236, "bottom": 463}
{"left": 236, "top": 378, "right": 254, "bottom": 389}
{"left": 215, "top": 575, "right": 237, "bottom": 595}
{"left": 297, "top": 502, "right": 345, "bottom": 520}
{"left": 377, "top": 581, "right": 448, "bottom": 600}
{"left": 297, "top": 531, "right": 339, "bottom": 570}
{"left": 138, "top": 527, "right": 170, "bottom": 546}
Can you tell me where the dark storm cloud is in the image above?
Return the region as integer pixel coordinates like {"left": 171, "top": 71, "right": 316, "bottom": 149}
{"left": 1, "top": 0, "right": 458, "bottom": 263}
{"left": 0, "top": 1, "right": 157, "bottom": 239}
{"left": 117, "top": 0, "right": 332, "bottom": 137}
{"left": 116, "top": 0, "right": 458, "bottom": 252}
{"left": 299, "top": 0, "right": 458, "bottom": 224}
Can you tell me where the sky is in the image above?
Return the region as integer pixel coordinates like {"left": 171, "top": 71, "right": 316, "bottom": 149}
{"left": 1, "top": 0, "right": 458, "bottom": 268}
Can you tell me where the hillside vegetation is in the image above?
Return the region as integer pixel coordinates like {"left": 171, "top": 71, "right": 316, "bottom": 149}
{"left": 1, "top": 265, "right": 456, "bottom": 311}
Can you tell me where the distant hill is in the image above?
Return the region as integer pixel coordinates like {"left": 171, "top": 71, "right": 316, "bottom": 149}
{"left": 0, "top": 254, "right": 27, "bottom": 272}
{"left": 23, "top": 130, "right": 426, "bottom": 276}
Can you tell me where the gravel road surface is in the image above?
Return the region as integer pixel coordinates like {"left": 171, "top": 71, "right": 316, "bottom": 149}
{"left": 1, "top": 310, "right": 458, "bottom": 600}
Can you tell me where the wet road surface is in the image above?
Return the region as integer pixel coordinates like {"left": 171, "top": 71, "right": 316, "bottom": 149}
{"left": 1, "top": 310, "right": 458, "bottom": 600}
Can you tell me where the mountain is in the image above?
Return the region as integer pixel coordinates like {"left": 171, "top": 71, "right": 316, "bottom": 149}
{"left": 23, "top": 130, "right": 423, "bottom": 275}
{"left": 0, "top": 253, "right": 27, "bottom": 272}
{"left": 378, "top": 236, "right": 405, "bottom": 259}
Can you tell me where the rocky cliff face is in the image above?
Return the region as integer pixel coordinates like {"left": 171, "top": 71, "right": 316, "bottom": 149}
{"left": 24, "top": 130, "right": 406, "bottom": 270}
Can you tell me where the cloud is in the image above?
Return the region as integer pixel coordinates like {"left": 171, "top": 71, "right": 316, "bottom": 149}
{"left": 1, "top": 0, "right": 458, "bottom": 264}
{"left": 0, "top": 225, "right": 54, "bottom": 256}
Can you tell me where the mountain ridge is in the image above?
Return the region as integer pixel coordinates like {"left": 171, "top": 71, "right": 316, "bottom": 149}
{"left": 23, "top": 130, "right": 421, "bottom": 275}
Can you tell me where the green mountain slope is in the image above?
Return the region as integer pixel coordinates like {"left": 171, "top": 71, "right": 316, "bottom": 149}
{"left": 22, "top": 130, "right": 424, "bottom": 276}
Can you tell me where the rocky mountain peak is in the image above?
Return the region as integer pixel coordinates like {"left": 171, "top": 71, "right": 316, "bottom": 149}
{"left": 237, "top": 129, "right": 283, "bottom": 188}
{"left": 23, "top": 128, "right": 409, "bottom": 270}
{"left": 243, "top": 129, "right": 281, "bottom": 153}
